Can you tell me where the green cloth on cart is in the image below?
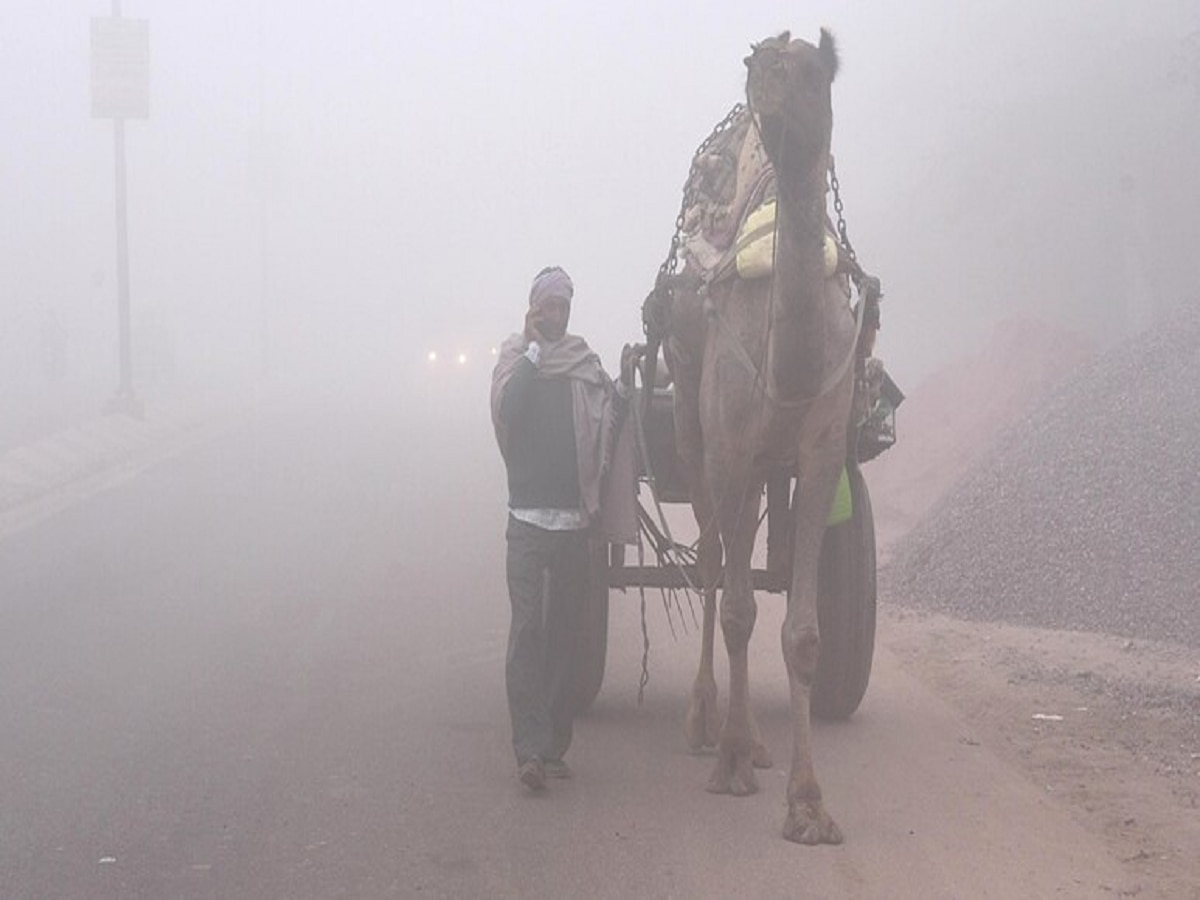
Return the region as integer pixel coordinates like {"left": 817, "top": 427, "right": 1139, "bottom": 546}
{"left": 827, "top": 466, "right": 852, "bottom": 526}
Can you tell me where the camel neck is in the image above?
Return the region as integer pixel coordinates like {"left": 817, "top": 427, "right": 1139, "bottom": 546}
{"left": 766, "top": 152, "right": 832, "bottom": 399}
{"left": 773, "top": 148, "right": 828, "bottom": 245}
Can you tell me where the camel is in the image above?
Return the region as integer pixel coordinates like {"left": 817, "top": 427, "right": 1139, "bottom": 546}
{"left": 656, "top": 29, "right": 854, "bottom": 844}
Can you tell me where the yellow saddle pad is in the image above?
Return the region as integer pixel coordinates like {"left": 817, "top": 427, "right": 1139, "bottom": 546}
{"left": 735, "top": 199, "right": 840, "bottom": 280}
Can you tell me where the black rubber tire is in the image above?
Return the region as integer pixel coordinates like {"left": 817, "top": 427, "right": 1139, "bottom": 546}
{"left": 812, "top": 463, "right": 877, "bottom": 720}
{"left": 570, "top": 538, "right": 610, "bottom": 715}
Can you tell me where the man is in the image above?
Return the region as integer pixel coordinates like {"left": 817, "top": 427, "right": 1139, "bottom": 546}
{"left": 489, "top": 266, "right": 626, "bottom": 791}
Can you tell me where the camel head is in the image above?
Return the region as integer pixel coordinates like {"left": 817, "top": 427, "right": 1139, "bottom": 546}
{"left": 744, "top": 29, "right": 838, "bottom": 165}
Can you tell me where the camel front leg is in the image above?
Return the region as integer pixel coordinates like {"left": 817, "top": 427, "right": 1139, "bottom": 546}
{"left": 706, "top": 472, "right": 764, "bottom": 797}
{"left": 781, "top": 443, "right": 844, "bottom": 845}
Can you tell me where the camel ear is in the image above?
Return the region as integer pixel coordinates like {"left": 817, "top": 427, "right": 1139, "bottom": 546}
{"left": 745, "top": 37, "right": 762, "bottom": 68}
{"left": 818, "top": 28, "right": 839, "bottom": 80}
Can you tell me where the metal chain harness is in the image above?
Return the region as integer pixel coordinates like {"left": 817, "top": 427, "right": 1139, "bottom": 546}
{"left": 829, "top": 155, "right": 857, "bottom": 266}
{"left": 649, "top": 103, "right": 747, "bottom": 328}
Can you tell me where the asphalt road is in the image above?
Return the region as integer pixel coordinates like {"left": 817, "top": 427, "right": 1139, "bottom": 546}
{"left": 0, "top": 382, "right": 1138, "bottom": 898}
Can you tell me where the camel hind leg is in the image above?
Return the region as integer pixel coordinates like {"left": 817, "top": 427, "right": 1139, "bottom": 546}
{"left": 685, "top": 494, "right": 722, "bottom": 752}
{"left": 664, "top": 287, "right": 771, "bottom": 769}
{"left": 671, "top": 362, "right": 723, "bottom": 752}
{"left": 673, "top": 372, "right": 770, "bottom": 765}
{"left": 706, "top": 468, "right": 765, "bottom": 797}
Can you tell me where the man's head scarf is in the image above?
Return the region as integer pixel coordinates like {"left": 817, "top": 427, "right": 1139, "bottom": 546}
{"left": 529, "top": 266, "right": 574, "bottom": 307}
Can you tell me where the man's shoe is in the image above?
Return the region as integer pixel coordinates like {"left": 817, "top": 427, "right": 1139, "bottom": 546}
{"left": 543, "top": 759, "right": 572, "bottom": 779}
{"left": 518, "top": 757, "right": 545, "bottom": 791}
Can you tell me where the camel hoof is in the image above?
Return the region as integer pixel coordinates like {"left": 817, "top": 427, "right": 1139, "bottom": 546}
{"left": 751, "top": 741, "right": 773, "bottom": 769}
{"left": 705, "top": 751, "right": 758, "bottom": 796}
{"left": 782, "top": 802, "right": 843, "bottom": 846}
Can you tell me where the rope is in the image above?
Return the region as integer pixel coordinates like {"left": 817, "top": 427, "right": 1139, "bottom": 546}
{"left": 629, "top": 370, "right": 702, "bottom": 595}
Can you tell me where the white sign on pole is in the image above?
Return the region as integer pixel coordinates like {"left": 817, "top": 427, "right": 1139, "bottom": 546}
{"left": 91, "top": 17, "right": 149, "bottom": 119}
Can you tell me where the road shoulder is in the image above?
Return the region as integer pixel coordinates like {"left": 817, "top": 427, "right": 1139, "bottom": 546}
{"left": 0, "top": 397, "right": 248, "bottom": 540}
{"left": 880, "top": 605, "right": 1200, "bottom": 900}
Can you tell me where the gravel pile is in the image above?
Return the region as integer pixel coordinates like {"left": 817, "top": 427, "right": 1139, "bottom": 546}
{"left": 883, "top": 307, "right": 1200, "bottom": 648}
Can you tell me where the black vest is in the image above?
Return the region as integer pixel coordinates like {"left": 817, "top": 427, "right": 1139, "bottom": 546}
{"left": 499, "top": 358, "right": 581, "bottom": 510}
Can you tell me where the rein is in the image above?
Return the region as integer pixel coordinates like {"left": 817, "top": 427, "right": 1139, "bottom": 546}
{"left": 724, "top": 108, "right": 864, "bottom": 414}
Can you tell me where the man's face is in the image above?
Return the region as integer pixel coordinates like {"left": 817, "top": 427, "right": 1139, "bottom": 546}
{"left": 532, "top": 295, "right": 570, "bottom": 342}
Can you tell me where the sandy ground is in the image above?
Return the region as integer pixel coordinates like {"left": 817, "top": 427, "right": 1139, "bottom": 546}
{"left": 879, "top": 605, "right": 1200, "bottom": 899}
{"left": 862, "top": 318, "right": 1199, "bottom": 895}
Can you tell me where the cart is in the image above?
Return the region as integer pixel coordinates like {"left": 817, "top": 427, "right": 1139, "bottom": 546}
{"left": 571, "top": 365, "right": 901, "bottom": 721}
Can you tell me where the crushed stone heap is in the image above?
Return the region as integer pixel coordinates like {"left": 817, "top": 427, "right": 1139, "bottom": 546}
{"left": 884, "top": 307, "right": 1200, "bottom": 648}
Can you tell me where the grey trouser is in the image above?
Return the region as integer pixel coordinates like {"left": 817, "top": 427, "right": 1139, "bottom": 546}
{"left": 505, "top": 515, "right": 589, "bottom": 765}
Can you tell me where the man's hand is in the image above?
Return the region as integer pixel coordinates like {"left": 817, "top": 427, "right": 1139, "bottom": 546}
{"left": 523, "top": 306, "right": 544, "bottom": 345}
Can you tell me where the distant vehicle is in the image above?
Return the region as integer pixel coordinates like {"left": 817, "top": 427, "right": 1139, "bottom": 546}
{"left": 406, "top": 339, "right": 498, "bottom": 419}
{"left": 422, "top": 345, "right": 496, "bottom": 370}
{"left": 410, "top": 337, "right": 495, "bottom": 380}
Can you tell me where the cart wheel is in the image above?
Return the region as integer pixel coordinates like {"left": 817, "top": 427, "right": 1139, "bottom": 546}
{"left": 570, "top": 538, "right": 610, "bottom": 715}
{"left": 813, "top": 462, "right": 876, "bottom": 720}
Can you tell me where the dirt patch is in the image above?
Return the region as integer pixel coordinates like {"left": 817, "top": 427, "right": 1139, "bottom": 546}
{"left": 880, "top": 605, "right": 1200, "bottom": 900}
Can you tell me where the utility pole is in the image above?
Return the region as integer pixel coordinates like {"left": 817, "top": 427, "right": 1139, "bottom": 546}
{"left": 257, "top": 0, "right": 270, "bottom": 377}
{"left": 112, "top": 1, "right": 135, "bottom": 411}
{"left": 92, "top": 0, "right": 147, "bottom": 415}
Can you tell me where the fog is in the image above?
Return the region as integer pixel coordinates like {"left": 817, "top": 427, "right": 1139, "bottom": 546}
{"left": 4, "top": 7, "right": 1200, "bottom": 892}
{"left": 3, "top": 1, "right": 1199, "bottom": 425}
